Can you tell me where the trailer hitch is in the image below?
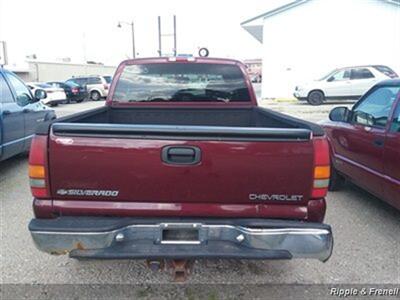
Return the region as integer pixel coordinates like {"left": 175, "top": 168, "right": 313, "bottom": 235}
{"left": 146, "top": 259, "right": 194, "bottom": 282}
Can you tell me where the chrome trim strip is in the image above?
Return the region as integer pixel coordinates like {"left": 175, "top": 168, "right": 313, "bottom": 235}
{"left": 1, "top": 134, "right": 34, "bottom": 147}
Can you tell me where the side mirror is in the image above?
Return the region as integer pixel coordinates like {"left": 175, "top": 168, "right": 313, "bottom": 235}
{"left": 329, "top": 106, "right": 350, "bottom": 122}
{"left": 327, "top": 76, "right": 334, "bottom": 82}
{"left": 34, "top": 89, "right": 47, "bottom": 100}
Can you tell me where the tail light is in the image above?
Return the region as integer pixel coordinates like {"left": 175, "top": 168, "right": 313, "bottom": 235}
{"left": 29, "top": 135, "right": 50, "bottom": 198}
{"left": 103, "top": 84, "right": 109, "bottom": 90}
{"left": 71, "top": 87, "right": 79, "bottom": 94}
{"left": 311, "top": 137, "right": 330, "bottom": 199}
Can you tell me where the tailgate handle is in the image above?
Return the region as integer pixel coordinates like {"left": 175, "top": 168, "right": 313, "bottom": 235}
{"left": 162, "top": 146, "right": 201, "bottom": 165}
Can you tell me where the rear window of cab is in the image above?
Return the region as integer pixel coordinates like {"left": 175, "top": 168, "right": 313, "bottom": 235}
{"left": 113, "top": 63, "right": 250, "bottom": 103}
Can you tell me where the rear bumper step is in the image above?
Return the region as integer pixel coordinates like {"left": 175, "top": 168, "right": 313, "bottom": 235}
{"left": 29, "top": 217, "right": 333, "bottom": 262}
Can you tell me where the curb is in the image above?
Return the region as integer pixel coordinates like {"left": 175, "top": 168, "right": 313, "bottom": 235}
{"left": 260, "top": 98, "right": 298, "bottom": 103}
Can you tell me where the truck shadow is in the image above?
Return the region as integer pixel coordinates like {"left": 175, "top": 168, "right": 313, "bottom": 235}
{"left": 70, "top": 258, "right": 295, "bottom": 284}
{"left": 0, "top": 155, "right": 28, "bottom": 179}
{"left": 342, "top": 182, "right": 400, "bottom": 221}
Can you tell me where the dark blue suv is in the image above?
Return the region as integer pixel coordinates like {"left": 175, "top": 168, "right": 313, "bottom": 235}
{"left": 0, "top": 69, "right": 56, "bottom": 161}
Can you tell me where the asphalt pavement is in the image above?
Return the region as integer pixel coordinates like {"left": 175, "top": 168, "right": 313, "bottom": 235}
{"left": 1, "top": 93, "right": 399, "bottom": 297}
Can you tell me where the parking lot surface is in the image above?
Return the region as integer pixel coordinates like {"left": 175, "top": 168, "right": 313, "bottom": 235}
{"left": 1, "top": 92, "right": 399, "bottom": 290}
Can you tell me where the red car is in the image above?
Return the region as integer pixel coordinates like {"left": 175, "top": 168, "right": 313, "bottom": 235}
{"left": 323, "top": 79, "right": 400, "bottom": 210}
{"left": 28, "top": 57, "right": 333, "bottom": 272}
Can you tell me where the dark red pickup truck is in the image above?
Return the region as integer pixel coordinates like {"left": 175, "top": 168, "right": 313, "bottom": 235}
{"left": 28, "top": 57, "right": 333, "bottom": 264}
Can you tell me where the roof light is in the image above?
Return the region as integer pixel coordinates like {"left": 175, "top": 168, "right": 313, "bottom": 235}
{"left": 168, "top": 56, "right": 196, "bottom": 62}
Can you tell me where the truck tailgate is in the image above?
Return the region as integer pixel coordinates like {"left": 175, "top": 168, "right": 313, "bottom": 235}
{"left": 48, "top": 125, "right": 314, "bottom": 205}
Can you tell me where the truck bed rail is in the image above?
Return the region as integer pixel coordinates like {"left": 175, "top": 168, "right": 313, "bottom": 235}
{"left": 52, "top": 123, "right": 312, "bottom": 142}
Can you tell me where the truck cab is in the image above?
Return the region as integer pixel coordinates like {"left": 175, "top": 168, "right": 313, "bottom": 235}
{"left": 0, "top": 69, "right": 56, "bottom": 161}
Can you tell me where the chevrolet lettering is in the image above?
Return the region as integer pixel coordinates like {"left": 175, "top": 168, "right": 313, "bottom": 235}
{"left": 249, "top": 194, "right": 304, "bottom": 201}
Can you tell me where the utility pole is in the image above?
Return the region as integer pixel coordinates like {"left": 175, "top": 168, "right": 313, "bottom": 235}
{"left": 158, "top": 16, "right": 162, "bottom": 57}
{"left": 131, "top": 22, "right": 136, "bottom": 59}
{"left": 0, "top": 41, "right": 8, "bottom": 67}
{"left": 173, "top": 15, "right": 177, "bottom": 57}
{"left": 118, "top": 21, "right": 136, "bottom": 59}
{"left": 158, "top": 15, "right": 177, "bottom": 57}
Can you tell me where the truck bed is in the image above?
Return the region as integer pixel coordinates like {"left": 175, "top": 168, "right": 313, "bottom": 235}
{"left": 38, "top": 106, "right": 324, "bottom": 140}
{"left": 33, "top": 105, "right": 328, "bottom": 219}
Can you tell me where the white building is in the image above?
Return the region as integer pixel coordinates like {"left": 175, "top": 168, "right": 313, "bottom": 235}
{"left": 6, "top": 60, "right": 116, "bottom": 82}
{"left": 241, "top": 0, "right": 400, "bottom": 99}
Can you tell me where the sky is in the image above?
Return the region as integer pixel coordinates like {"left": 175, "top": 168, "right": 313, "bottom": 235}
{"left": 0, "top": 0, "right": 290, "bottom": 66}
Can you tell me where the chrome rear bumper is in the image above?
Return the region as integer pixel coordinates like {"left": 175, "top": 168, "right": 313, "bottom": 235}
{"left": 29, "top": 217, "right": 333, "bottom": 261}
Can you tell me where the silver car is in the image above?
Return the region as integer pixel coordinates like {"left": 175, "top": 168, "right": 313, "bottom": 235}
{"left": 66, "top": 76, "right": 111, "bottom": 101}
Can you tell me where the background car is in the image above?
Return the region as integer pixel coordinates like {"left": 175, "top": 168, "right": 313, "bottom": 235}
{"left": 294, "top": 65, "right": 398, "bottom": 105}
{"left": 66, "top": 75, "right": 109, "bottom": 101}
{"left": 26, "top": 82, "right": 67, "bottom": 106}
{"left": 47, "top": 81, "right": 88, "bottom": 104}
{"left": 251, "top": 73, "right": 262, "bottom": 83}
{"left": 0, "top": 69, "right": 56, "bottom": 161}
{"left": 103, "top": 75, "right": 112, "bottom": 85}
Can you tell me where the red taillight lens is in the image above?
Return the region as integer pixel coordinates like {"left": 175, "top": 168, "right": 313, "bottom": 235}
{"left": 311, "top": 137, "right": 330, "bottom": 199}
{"left": 72, "top": 87, "right": 79, "bottom": 94}
{"left": 29, "top": 135, "right": 49, "bottom": 198}
{"left": 103, "top": 84, "right": 109, "bottom": 90}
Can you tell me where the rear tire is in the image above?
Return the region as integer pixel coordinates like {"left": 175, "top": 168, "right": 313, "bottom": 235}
{"left": 76, "top": 99, "right": 84, "bottom": 103}
{"left": 90, "top": 91, "right": 101, "bottom": 101}
{"left": 307, "top": 90, "right": 325, "bottom": 106}
{"left": 328, "top": 166, "right": 345, "bottom": 191}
